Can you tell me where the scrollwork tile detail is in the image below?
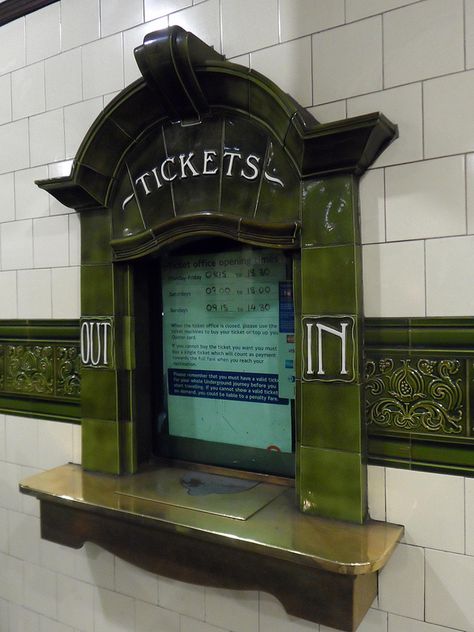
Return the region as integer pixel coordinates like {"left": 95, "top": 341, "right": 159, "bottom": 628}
{"left": 56, "top": 346, "right": 81, "bottom": 397}
{"left": 366, "top": 357, "right": 464, "bottom": 435}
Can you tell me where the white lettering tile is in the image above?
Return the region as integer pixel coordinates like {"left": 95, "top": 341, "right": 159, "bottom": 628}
{"left": 389, "top": 613, "right": 463, "bottom": 632}
{"left": 1, "top": 220, "right": 33, "bottom": 270}
{"left": 359, "top": 169, "right": 385, "bottom": 245}
{"left": 378, "top": 543, "right": 424, "bottom": 619}
{"left": 362, "top": 241, "right": 425, "bottom": 317}
{"left": 101, "top": 0, "right": 144, "bottom": 37}
{"left": 313, "top": 17, "right": 382, "bottom": 103}
{"left": 64, "top": 98, "right": 105, "bottom": 159}
{"left": 0, "top": 19, "right": 25, "bottom": 75}
{"left": 385, "top": 157, "right": 466, "bottom": 242}
{"left": 12, "top": 62, "right": 45, "bottom": 120}
{"left": 26, "top": 3, "right": 60, "bottom": 64}
{"left": 135, "top": 600, "right": 180, "bottom": 632}
{"left": 0, "top": 272, "right": 17, "bottom": 319}
{"left": 82, "top": 35, "right": 124, "bottom": 100}
{"left": 279, "top": 0, "right": 344, "bottom": 41}
{"left": 386, "top": 468, "right": 464, "bottom": 552}
{"left": 5, "top": 416, "right": 38, "bottom": 468}
{"left": 61, "top": 0, "right": 100, "bottom": 51}
{"left": 94, "top": 587, "right": 134, "bottom": 632}
{"left": 145, "top": 0, "right": 191, "bottom": 21}
{"left": 170, "top": 0, "right": 221, "bottom": 54}
{"left": 37, "top": 420, "right": 74, "bottom": 470}
{"left": 52, "top": 267, "right": 80, "bottom": 319}
{"left": 426, "top": 549, "right": 474, "bottom": 631}
{"left": 222, "top": 0, "right": 278, "bottom": 58}
{"left": 33, "top": 215, "right": 69, "bottom": 268}
{"left": 346, "top": 0, "right": 420, "bottom": 21}
{"left": 347, "top": 83, "right": 422, "bottom": 167}
{"left": 115, "top": 557, "right": 158, "bottom": 604}
{"left": 15, "top": 166, "right": 49, "bottom": 220}
{"left": 205, "top": 588, "right": 259, "bottom": 632}
{"left": 260, "top": 593, "right": 316, "bottom": 631}
{"left": 29, "top": 109, "right": 65, "bottom": 167}
{"left": 57, "top": 575, "right": 94, "bottom": 631}
{"left": 0, "top": 74, "right": 11, "bottom": 125}
{"left": 45, "top": 49, "right": 82, "bottom": 110}
{"left": 251, "top": 38, "right": 312, "bottom": 107}
{"left": 8, "top": 511, "right": 41, "bottom": 565}
{"left": 0, "top": 172, "right": 15, "bottom": 222}
{"left": 426, "top": 236, "right": 474, "bottom": 316}
{"left": 123, "top": 17, "right": 169, "bottom": 86}
{"left": 24, "top": 562, "right": 57, "bottom": 619}
{"left": 424, "top": 71, "right": 474, "bottom": 158}
{"left": 384, "top": 0, "right": 464, "bottom": 87}
{"left": 17, "top": 269, "right": 52, "bottom": 319}
{"left": 0, "top": 119, "right": 29, "bottom": 174}
{"left": 158, "top": 577, "right": 205, "bottom": 618}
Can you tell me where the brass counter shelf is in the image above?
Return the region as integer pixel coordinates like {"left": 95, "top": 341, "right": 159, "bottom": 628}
{"left": 20, "top": 463, "right": 403, "bottom": 631}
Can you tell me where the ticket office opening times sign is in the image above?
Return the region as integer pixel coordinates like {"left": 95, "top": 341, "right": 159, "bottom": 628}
{"left": 161, "top": 249, "right": 295, "bottom": 454}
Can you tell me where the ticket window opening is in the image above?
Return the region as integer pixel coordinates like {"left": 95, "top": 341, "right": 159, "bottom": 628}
{"left": 140, "top": 240, "right": 296, "bottom": 478}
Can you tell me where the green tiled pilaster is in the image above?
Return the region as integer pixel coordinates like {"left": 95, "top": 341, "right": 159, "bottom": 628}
{"left": 81, "top": 264, "right": 114, "bottom": 316}
{"left": 82, "top": 418, "right": 121, "bottom": 474}
{"left": 80, "top": 208, "right": 112, "bottom": 264}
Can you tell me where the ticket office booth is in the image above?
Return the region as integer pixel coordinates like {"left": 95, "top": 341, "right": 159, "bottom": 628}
{"left": 21, "top": 27, "right": 403, "bottom": 631}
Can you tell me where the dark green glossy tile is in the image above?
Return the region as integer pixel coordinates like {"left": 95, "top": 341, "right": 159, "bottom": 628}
{"left": 82, "top": 418, "right": 120, "bottom": 474}
{"left": 367, "top": 435, "right": 412, "bottom": 460}
{"left": 81, "top": 264, "right": 114, "bottom": 316}
{"left": 409, "top": 325, "right": 474, "bottom": 349}
{"left": 301, "top": 382, "right": 362, "bottom": 452}
{"left": 121, "top": 420, "right": 137, "bottom": 474}
{"left": 80, "top": 208, "right": 112, "bottom": 264}
{"left": 298, "top": 445, "right": 366, "bottom": 523}
{"left": 302, "top": 177, "right": 358, "bottom": 247}
{"left": 81, "top": 368, "right": 117, "bottom": 421}
{"left": 301, "top": 245, "right": 360, "bottom": 314}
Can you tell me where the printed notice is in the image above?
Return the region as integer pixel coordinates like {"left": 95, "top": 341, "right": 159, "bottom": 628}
{"left": 161, "top": 249, "right": 294, "bottom": 453}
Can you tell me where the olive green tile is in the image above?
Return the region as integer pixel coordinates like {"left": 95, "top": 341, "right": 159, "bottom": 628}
{"left": 301, "top": 382, "right": 362, "bottom": 452}
{"left": 120, "top": 420, "right": 137, "bottom": 474}
{"left": 301, "top": 245, "right": 360, "bottom": 314}
{"left": 298, "top": 445, "right": 366, "bottom": 523}
{"left": 302, "top": 176, "right": 358, "bottom": 247}
{"left": 81, "top": 264, "right": 114, "bottom": 316}
{"left": 292, "top": 253, "right": 302, "bottom": 317}
{"left": 81, "top": 368, "right": 117, "bottom": 421}
{"left": 82, "top": 418, "right": 120, "bottom": 474}
{"left": 80, "top": 208, "right": 112, "bottom": 264}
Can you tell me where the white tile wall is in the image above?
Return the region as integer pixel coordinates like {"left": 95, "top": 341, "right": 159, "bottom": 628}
{"left": 345, "top": 0, "right": 419, "bottom": 22}
{"left": 170, "top": 0, "right": 221, "bottom": 53}
{"left": 467, "top": 0, "right": 474, "bottom": 69}
{"left": 0, "top": 119, "right": 29, "bottom": 174}
{"left": 29, "top": 109, "right": 65, "bottom": 166}
{"left": 82, "top": 35, "right": 124, "bottom": 100}
{"left": 123, "top": 17, "right": 168, "bottom": 86}
{"left": 60, "top": 0, "right": 100, "bottom": 51}
{"left": 15, "top": 166, "right": 49, "bottom": 220}
{"left": 279, "top": 0, "right": 344, "bottom": 41}
{"left": 378, "top": 543, "right": 424, "bottom": 619}
{"left": 100, "top": 0, "right": 144, "bottom": 37}
{"left": 0, "top": 172, "right": 14, "bottom": 222}
{"left": 45, "top": 49, "right": 83, "bottom": 110}
{"left": 25, "top": 3, "right": 60, "bottom": 64}
{"left": 17, "top": 269, "right": 52, "bottom": 318}
{"left": 221, "top": 0, "right": 278, "bottom": 58}
{"left": 12, "top": 62, "right": 45, "bottom": 120}
{"left": 0, "top": 19, "right": 25, "bottom": 75}
{"left": 359, "top": 169, "right": 385, "bottom": 244}
{"left": 468, "top": 153, "right": 474, "bottom": 233}
{"left": 0, "top": 73, "right": 12, "bottom": 125}
{"left": 145, "top": 0, "right": 192, "bottom": 22}
{"left": 1, "top": 219, "right": 33, "bottom": 270}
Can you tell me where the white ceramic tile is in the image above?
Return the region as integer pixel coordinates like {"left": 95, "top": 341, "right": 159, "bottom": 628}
{"left": 386, "top": 468, "right": 464, "bottom": 551}
{"left": 123, "top": 17, "right": 169, "bottom": 85}
{"left": 74, "top": 543, "right": 114, "bottom": 590}
{"left": 468, "top": 154, "right": 474, "bottom": 234}
{"left": 0, "top": 19, "right": 26, "bottom": 75}
{"left": 12, "top": 62, "right": 45, "bottom": 120}
{"left": 378, "top": 543, "right": 424, "bottom": 619}
{"left": 180, "top": 617, "right": 228, "bottom": 632}
{"left": 57, "top": 575, "right": 94, "bottom": 631}
{"left": 64, "top": 98, "right": 104, "bottom": 159}
{"left": 251, "top": 38, "right": 312, "bottom": 107}
{"left": 15, "top": 166, "right": 49, "bottom": 220}
{"left": 8, "top": 603, "right": 40, "bottom": 632}
{"left": 20, "top": 466, "right": 41, "bottom": 517}
{"left": 23, "top": 562, "right": 57, "bottom": 618}
{"left": 61, "top": 0, "right": 100, "bottom": 50}
{"left": 384, "top": 0, "right": 464, "bottom": 88}
{"left": 29, "top": 109, "right": 65, "bottom": 166}
{"left": 52, "top": 267, "right": 80, "bottom": 319}
{"left": 229, "top": 54, "right": 249, "bottom": 66}
{"left": 367, "top": 465, "right": 385, "bottom": 521}
{"left": 426, "top": 236, "right": 474, "bottom": 316}
{"left": 259, "top": 593, "right": 316, "bottom": 632}
{"left": 389, "top": 613, "right": 464, "bottom": 632}
{"left": 0, "top": 414, "right": 4, "bottom": 460}
{"left": 17, "top": 269, "right": 52, "bottom": 319}
{"left": 424, "top": 70, "right": 474, "bottom": 159}
{"left": 45, "top": 49, "right": 82, "bottom": 110}
{"left": 222, "top": 0, "right": 278, "bottom": 58}
{"left": 313, "top": 17, "right": 382, "bottom": 103}
{"left": 1, "top": 219, "right": 33, "bottom": 270}
{"left": 0, "top": 508, "right": 7, "bottom": 552}
{"left": 5, "top": 416, "right": 38, "bottom": 468}
{"left": 385, "top": 157, "right": 466, "bottom": 242}
{"left": 426, "top": 548, "right": 474, "bottom": 631}
{"left": 308, "top": 101, "right": 346, "bottom": 124}
{"left": 8, "top": 511, "right": 41, "bottom": 565}
{"left": 0, "top": 119, "right": 29, "bottom": 174}
{"left": 72, "top": 424, "right": 82, "bottom": 464}
{"left": 103, "top": 91, "right": 121, "bottom": 107}
{"left": 347, "top": 83, "right": 422, "bottom": 168}
{"left": 39, "top": 616, "right": 75, "bottom": 632}
{"left": 115, "top": 557, "right": 158, "bottom": 603}
{"left": 359, "top": 169, "right": 385, "bottom": 244}
{"left": 362, "top": 241, "right": 425, "bottom": 317}
{"left": 101, "top": 0, "right": 144, "bottom": 37}
{"left": 170, "top": 0, "right": 221, "bottom": 54}
{"left": 468, "top": 0, "right": 474, "bottom": 69}
{"left": 0, "top": 462, "right": 23, "bottom": 512}
{"left": 466, "top": 477, "right": 474, "bottom": 555}
{"left": 94, "top": 587, "right": 135, "bottom": 632}
{"left": 0, "top": 272, "right": 18, "bottom": 319}
{"left": 135, "top": 600, "right": 180, "bottom": 632}
{"left": 0, "top": 172, "right": 14, "bottom": 221}
{"left": 145, "top": 0, "right": 192, "bottom": 21}
{"left": 0, "top": 552, "right": 23, "bottom": 603}
{"left": 48, "top": 160, "right": 73, "bottom": 180}
{"left": 205, "top": 588, "right": 259, "bottom": 632}
{"left": 321, "top": 608, "right": 387, "bottom": 631}
{"left": 26, "top": 3, "right": 60, "bottom": 64}
{"left": 279, "top": 0, "right": 344, "bottom": 41}
{"left": 69, "top": 213, "right": 81, "bottom": 265}
{"left": 82, "top": 34, "right": 124, "bottom": 100}
{"left": 0, "top": 598, "right": 7, "bottom": 631}
{"left": 158, "top": 577, "right": 205, "bottom": 618}
{"left": 37, "top": 420, "right": 74, "bottom": 470}
{"left": 33, "top": 215, "right": 69, "bottom": 268}
{"left": 346, "top": 0, "right": 419, "bottom": 21}
{"left": 0, "top": 74, "right": 11, "bottom": 125}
